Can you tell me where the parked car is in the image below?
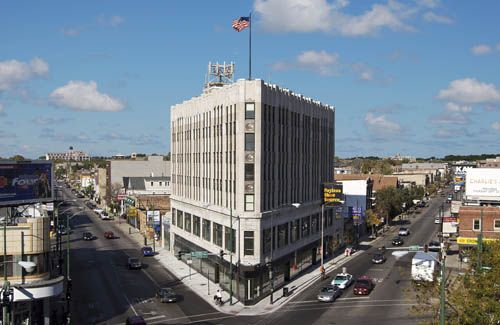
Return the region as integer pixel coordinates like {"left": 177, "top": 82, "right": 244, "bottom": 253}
{"left": 85, "top": 201, "right": 96, "bottom": 209}
{"left": 93, "top": 208, "right": 104, "bottom": 215}
{"left": 83, "top": 232, "right": 94, "bottom": 241}
{"left": 428, "top": 241, "right": 441, "bottom": 252}
{"left": 125, "top": 315, "right": 146, "bottom": 325}
{"left": 157, "top": 287, "right": 177, "bottom": 303}
{"left": 392, "top": 236, "right": 404, "bottom": 246}
{"left": 317, "top": 285, "right": 342, "bottom": 302}
{"left": 434, "top": 216, "right": 441, "bottom": 224}
{"left": 141, "top": 246, "right": 154, "bottom": 257}
{"left": 371, "top": 253, "right": 386, "bottom": 264}
{"left": 128, "top": 257, "right": 142, "bottom": 270}
{"left": 331, "top": 272, "right": 353, "bottom": 289}
{"left": 58, "top": 225, "right": 69, "bottom": 235}
{"left": 398, "top": 227, "right": 410, "bottom": 236}
{"left": 104, "top": 231, "right": 114, "bottom": 239}
{"left": 353, "top": 276, "right": 375, "bottom": 295}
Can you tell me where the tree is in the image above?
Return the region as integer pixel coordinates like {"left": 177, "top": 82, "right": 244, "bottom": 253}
{"left": 365, "top": 209, "right": 381, "bottom": 237}
{"left": 374, "top": 187, "right": 403, "bottom": 225}
{"left": 9, "top": 155, "right": 25, "bottom": 161}
{"left": 412, "top": 240, "right": 500, "bottom": 324}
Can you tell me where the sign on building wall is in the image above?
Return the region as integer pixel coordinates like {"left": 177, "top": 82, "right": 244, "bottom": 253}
{"left": 321, "top": 182, "right": 343, "bottom": 206}
{"left": 147, "top": 210, "right": 161, "bottom": 225}
{"left": 0, "top": 161, "right": 54, "bottom": 206}
{"left": 465, "top": 168, "right": 500, "bottom": 199}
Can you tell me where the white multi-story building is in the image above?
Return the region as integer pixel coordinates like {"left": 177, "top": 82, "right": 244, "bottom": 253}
{"left": 170, "top": 79, "right": 339, "bottom": 305}
{"left": 45, "top": 150, "right": 90, "bottom": 161}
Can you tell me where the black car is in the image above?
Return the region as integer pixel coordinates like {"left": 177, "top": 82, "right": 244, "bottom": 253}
{"left": 371, "top": 253, "right": 386, "bottom": 264}
{"left": 392, "top": 236, "right": 404, "bottom": 246}
{"left": 125, "top": 315, "right": 146, "bottom": 325}
{"left": 428, "top": 240, "right": 441, "bottom": 252}
{"left": 128, "top": 258, "right": 142, "bottom": 270}
{"left": 157, "top": 287, "right": 177, "bottom": 303}
{"left": 83, "top": 232, "right": 94, "bottom": 241}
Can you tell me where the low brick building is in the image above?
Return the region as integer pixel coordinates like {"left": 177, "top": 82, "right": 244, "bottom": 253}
{"left": 457, "top": 206, "right": 500, "bottom": 246}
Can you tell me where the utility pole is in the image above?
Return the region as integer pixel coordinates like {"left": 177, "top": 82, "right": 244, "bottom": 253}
{"left": 229, "top": 207, "right": 233, "bottom": 305}
{"left": 477, "top": 208, "right": 483, "bottom": 272}
{"left": 439, "top": 242, "right": 446, "bottom": 325}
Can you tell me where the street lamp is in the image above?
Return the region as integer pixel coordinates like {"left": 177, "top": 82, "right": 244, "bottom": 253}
{"left": 267, "top": 203, "right": 301, "bottom": 304}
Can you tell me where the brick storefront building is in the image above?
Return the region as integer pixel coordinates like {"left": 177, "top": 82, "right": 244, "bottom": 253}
{"left": 458, "top": 206, "right": 500, "bottom": 246}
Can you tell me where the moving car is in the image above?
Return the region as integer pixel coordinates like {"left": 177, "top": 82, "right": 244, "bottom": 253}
{"left": 128, "top": 257, "right": 142, "bottom": 270}
{"left": 446, "top": 194, "right": 453, "bottom": 203}
{"left": 100, "top": 212, "right": 111, "bottom": 220}
{"left": 371, "top": 253, "right": 386, "bottom": 264}
{"left": 353, "top": 276, "right": 375, "bottom": 295}
{"left": 141, "top": 246, "right": 154, "bottom": 257}
{"left": 392, "top": 236, "right": 404, "bottom": 246}
{"left": 317, "top": 285, "right": 342, "bottom": 302}
{"left": 434, "top": 216, "right": 441, "bottom": 224}
{"left": 93, "top": 208, "right": 104, "bottom": 215}
{"left": 331, "top": 272, "right": 353, "bottom": 289}
{"left": 58, "top": 225, "right": 69, "bottom": 235}
{"left": 157, "top": 287, "right": 177, "bottom": 303}
{"left": 104, "top": 231, "right": 114, "bottom": 239}
{"left": 83, "top": 232, "right": 94, "bottom": 241}
{"left": 398, "top": 227, "right": 410, "bottom": 236}
{"left": 125, "top": 315, "right": 146, "bottom": 325}
{"left": 428, "top": 241, "right": 441, "bottom": 252}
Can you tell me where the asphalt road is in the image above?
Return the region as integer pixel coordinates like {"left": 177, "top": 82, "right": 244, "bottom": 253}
{"left": 58, "top": 184, "right": 450, "bottom": 325}
{"left": 59, "top": 187, "right": 223, "bottom": 324}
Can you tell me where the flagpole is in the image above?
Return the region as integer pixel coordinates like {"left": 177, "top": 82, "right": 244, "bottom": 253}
{"left": 249, "top": 12, "right": 252, "bottom": 80}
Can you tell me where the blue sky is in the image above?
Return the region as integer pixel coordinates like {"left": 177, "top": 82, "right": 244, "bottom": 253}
{"left": 1, "top": 0, "right": 500, "bottom": 159}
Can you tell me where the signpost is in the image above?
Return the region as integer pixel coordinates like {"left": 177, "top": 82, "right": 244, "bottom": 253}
{"left": 408, "top": 245, "right": 420, "bottom": 252}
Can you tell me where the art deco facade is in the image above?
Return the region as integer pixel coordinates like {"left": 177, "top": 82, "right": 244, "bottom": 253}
{"left": 170, "top": 79, "right": 339, "bottom": 304}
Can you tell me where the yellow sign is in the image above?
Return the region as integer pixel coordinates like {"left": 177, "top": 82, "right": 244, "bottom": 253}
{"left": 457, "top": 237, "right": 498, "bottom": 245}
{"left": 322, "top": 183, "right": 343, "bottom": 206}
{"left": 127, "top": 207, "right": 138, "bottom": 217}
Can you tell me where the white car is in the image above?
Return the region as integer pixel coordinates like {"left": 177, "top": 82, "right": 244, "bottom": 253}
{"left": 434, "top": 217, "right": 441, "bottom": 224}
{"left": 398, "top": 227, "right": 410, "bottom": 236}
{"left": 331, "top": 273, "right": 353, "bottom": 289}
{"left": 93, "top": 208, "right": 104, "bottom": 215}
{"left": 100, "top": 212, "right": 111, "bottom": 220}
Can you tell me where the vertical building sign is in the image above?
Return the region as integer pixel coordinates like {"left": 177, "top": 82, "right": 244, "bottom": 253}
{"left": 321, "top": 182, "right": 344, "bottom": 206}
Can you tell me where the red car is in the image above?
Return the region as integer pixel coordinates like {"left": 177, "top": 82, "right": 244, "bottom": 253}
{"left": 104, "top": 231, "right": 114, "bottom": 239}
{"left": 353, "top": 276, "right": 374, "bottom": 295}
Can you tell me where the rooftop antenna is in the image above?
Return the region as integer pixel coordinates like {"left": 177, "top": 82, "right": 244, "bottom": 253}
{"left": 204, "top": 61, "right": 235, "bottom": 93}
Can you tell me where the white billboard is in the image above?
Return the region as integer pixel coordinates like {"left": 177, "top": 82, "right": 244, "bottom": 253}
{"left": 465, "top": 168, "right": 500, "bottom": 199}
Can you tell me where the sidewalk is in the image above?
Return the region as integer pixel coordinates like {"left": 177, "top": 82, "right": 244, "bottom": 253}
{"left": 110, "top": 217, "right": 381, "bottom": 316}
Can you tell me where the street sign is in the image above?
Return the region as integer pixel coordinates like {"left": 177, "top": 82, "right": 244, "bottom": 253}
{"left": 408, "top": 245, "right": 420, "bottom": 252}
{"left": 191, "top": 251, "right": 208, "bottom": 259}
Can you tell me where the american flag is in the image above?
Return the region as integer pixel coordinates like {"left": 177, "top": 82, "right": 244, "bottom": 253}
{"left": 232, "top": 16, "right": 250, "bottom": 32}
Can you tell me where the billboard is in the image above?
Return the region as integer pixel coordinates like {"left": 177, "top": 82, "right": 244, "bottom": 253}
{"left": 465, "top": 168, "right": 500, "bottom": 199}
{"left": 321, "top": 182, "right": 343, "bottom": 206}
{"left": 146, "top": 210, "right": 160, "bottom": 225}
{"left": 0, "top": 161, "right": 54, "bottom": 207}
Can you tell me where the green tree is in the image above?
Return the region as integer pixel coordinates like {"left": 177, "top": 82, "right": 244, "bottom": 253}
{"left": 374, "top": 187, "right": 403, "bottom": 225}
{"left": 365, "top": 209, "right": 381, "bottom": 237}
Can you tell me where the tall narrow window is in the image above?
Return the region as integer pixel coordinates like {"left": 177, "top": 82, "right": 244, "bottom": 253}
{"left": 244, "top": 231, "right": 255, "bottom": 255}
{"left": 224, "top": 227, "right": 236, "bottom": 253}
{"left": 245, "top": 102, "right": 255, "bottom": 119}
{"left": 245, "top": 194, "right": 254, "bottom": 211}
{"left": 193, "top": 215, "right": 200, "bottom": 236}
{"left": 202, "top": 219, "right": 211, "bottom": 241}
{"left": 473, "top": 219, "right": 481, "bottom": 231}
{"left": 245, "top": 164, "right": 254, "bottom": 181}
{"left": 184, "top": 213, "right": 192, "bottom": 233}
{"left": 213, "top": 222, "right": 223, "bottom": 247}
{"left": 245, "top": 133, "right": 255, "bottom": 151}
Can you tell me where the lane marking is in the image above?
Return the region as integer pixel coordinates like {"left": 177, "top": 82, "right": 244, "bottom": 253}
{"left": 289, "top": 296, "right": 370, "bottom": 304}
{"left": 282, "top": 303, "right": 416, "bottom": 312}
{"left": 143, "top": 315, "right": 166, "bottom": 321}
{"left": 152, "top": 311, "right": 225, "bottom": 323}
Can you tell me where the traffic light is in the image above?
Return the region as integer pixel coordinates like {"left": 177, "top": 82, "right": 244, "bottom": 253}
{"left": 423, "top": 244, "right": 429, "bottom": 253}
{"left": 219, "top": 250, "right": 225, "bottom": 259}
{"left": 176, "top": 251, "right": 183, "bottom": 260}
{"left": 66, "top": 279, "right": 72, "bottom": 300}
{"left": 2, "top": 289, "right": 10, "bottom": 305}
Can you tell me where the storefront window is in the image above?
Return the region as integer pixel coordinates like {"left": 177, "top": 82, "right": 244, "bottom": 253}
{"left": 184, "top": 213, "right": 192, "bottom": 233}
{"left": 301, "top": 216, "right": 310, "bottom": 238}
{"left": 202, "top": 219, "right": 211, "bottom": 241}
{"left": 291, "top": 219, "right": 300, "bottom": 242}
{"left": 224, "top": 227, "right": 236, "bottom": 253}
{"left": 176, "top": 210, "right": 183, "bottom": 229}
{"left": 193, "top": 215, "right": 200, "bottom": 236}
{"left": 213, "top": 222, "right": 223, "bottom": 247}
{"left": 277, "top": 223, "right": 288, "bottom": 248}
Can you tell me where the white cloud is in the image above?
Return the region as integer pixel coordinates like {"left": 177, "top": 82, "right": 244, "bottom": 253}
{"left": 61, "top": 27, "right": 82, "bottom": 36}
{"left": 416, "top": 0, "right": 440, "bottom": 8}
{"left": 438, "top": 78, "right": 500, "bottom": 104}
{"left": 98, "top": 15, "right": 125, "bottom": 27}
{"left": 445, "top": 102, "right": 472, "bottom": 113}
{"left": 492, "top": 122, "right": 500, "bottom": 131}
{"left": 364, "top": 112, "right": 401, "bottom": 133}
{"left": 296, "top": 50, "right": 339, "bottom": 75}
{"left": 430, "top": 112, "right": 468, "bottom": 124}
{"left": 423, "top": 11, "right": 453, "bottom": 24}
{"left": 0, "top": 58, "right": 49, "bottom": 91}
{"left": 272, "top": 50, "right": 340, "bottom": 76}
{"left": 471, "top": 44, "right": 492, "bottom": 55}
{"left": 49, "top": 80, "right": 125, "bottom": 112}
{"left": 255, "top": 0, "right": 414, "bottom": 36}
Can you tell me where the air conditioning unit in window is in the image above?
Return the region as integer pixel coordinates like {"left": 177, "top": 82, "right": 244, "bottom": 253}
{"left": 245, "top": 182, "right": 254, "bottom": 193}
{"left": 245, "top": 153, "right": 254, "bottom": 163}
{"left": 245, "top": 121, "right": 255, "bottom": 132}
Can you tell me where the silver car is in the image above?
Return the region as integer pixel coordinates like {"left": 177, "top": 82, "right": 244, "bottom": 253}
{"left": 317, "top": 285, "right": 342, "bottom": 302}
